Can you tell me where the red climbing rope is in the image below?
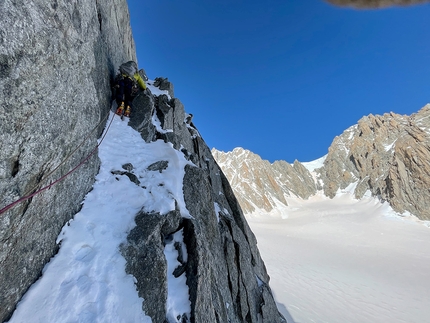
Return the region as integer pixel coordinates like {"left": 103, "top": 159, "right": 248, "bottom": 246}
{"left": 0, "top": 112, "right": 116, "bottom": 215}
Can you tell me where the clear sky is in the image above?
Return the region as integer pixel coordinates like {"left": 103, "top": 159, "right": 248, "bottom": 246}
{"left": 126, "top": 0, "right": 430, "bottom": 163}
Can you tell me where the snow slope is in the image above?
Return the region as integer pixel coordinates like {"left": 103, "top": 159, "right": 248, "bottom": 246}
{"left": 7, "top": 108, "right": 192, "bottom": 323}
{"left": 248, "top": 192, "right": 430, "bottom": 323}
{"left": 8, "top": 97, "right": 430, "bottom": 323}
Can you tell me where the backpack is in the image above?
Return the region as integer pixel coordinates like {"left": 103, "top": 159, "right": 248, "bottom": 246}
{"left": 111, "top": 72, "right": 135, "bottom": 101}
{"left": 119, "top": 61, "right": 138, "bottom": 78}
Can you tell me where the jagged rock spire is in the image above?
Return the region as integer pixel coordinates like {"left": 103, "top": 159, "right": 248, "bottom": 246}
{"left": 122, "top": 85, "right": 286, "bottom": 322}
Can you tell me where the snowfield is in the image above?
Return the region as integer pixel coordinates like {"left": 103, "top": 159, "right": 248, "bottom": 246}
{"left": 7, "top": 98, "right": 430, "bottom": 322}
{"left": 248, "top": 192, "right": 430, "bottom": 323}
{"left": 7, "top": 105, "right": 192, "bottom": 323}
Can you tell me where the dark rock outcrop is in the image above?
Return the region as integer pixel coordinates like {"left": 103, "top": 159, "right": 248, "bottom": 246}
{"left": 121, "top": 83, "right": 286, "bottom": 322}
{"left": 0, "top": 0, "right": 135, "bottom": 321}
{"left": 121, "top": 207, "right": 183, "bottom": 323}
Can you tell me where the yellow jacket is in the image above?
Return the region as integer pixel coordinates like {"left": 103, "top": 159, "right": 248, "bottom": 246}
{"left": 134, "top": 73, "right": 147, "bottom": 90}
{"left": 121, "top": 73, "right": 147, "bottom": 90}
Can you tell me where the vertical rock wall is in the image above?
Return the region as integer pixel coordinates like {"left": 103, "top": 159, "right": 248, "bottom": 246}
{"left": 0, "top": 0, "right": 136, "bottom": 320}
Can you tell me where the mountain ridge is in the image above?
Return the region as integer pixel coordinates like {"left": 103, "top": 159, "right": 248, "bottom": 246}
{"left": 214, "top": 104, "right": 430, "bottom": 221}
{"left": 0, "top": 2, "right": 284, "bottom": 322}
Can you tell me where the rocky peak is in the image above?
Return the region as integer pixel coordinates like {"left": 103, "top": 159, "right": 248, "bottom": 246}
{"left": 317, "top": 104, "right": 430, "bottom": 219}
{"left": 215, "top": 105, "right": 430, "bottom": 221}
{"left": 213, "top": 148, "right": 319, "bottom": 216}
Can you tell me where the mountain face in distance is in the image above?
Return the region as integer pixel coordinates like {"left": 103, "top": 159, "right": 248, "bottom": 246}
{"left": 214, "top": 104, "right": 430, "bottom": 221}
{"left": 212, "top": 148, "right": 320, "bottom": 217}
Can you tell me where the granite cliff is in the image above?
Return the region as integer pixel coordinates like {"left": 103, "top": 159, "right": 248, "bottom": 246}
{"left": 0, "top": 1, "right": 284, "bottom": 322}
{"left": 119, "top": 83, "right": 285, "bottom": 323}
{"left": 1, "top": 0, "right": 135, "bottom": 320}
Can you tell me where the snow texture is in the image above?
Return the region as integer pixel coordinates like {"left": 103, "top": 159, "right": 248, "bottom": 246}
{"left": 9, "top": 105, "right": 430, "bottom": 323}
{"left": 248, "top": 192, "right": 430, "bottom": 323}
{"left": 8, "top": 109, "right": 193, "bottom": 323}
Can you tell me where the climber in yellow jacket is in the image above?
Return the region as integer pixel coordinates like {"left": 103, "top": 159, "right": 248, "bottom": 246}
{"left": 115, "top": 61, "right": 147, "bottom": 117}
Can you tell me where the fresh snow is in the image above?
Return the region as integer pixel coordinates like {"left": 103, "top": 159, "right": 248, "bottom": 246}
{"left": 164, "top": 229, "right": 190, "bottom": 322}
{"left": 248, "top": 192, "right": 430, "bottom": 323}
{"left": 7, "top": 90, "right": 430, "bottom": 323}
{"left": 8, "top": 99, "right": 192, "bottom": 322}
{"left": 301, "top": 155, "right": 326, "bottom": 172}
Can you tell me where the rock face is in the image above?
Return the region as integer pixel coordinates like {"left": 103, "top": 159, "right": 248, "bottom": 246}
{"left": 0, "top": 0, "right": 135, "bottom": 321}
{"left": 318, "top": 105, "right": 430, "bottom": 220}
{"left": 1, "top": 3, "right": 286, "bottom": 321}
{"left": 325, "top": 0, "right": 430, "bottom": 8}
{"left": 121, "top": 89, "right": 286, "bottom": 322}
{"left": 213, "top": 148, "right": 319, "bottom": 215}
{"left": 214, "top": 105, "right": 430, "bottom": 221}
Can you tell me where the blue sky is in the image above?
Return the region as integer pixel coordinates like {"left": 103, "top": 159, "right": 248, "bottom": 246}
{"left": 127, "top": 0, "right": 430, "bottom": 163}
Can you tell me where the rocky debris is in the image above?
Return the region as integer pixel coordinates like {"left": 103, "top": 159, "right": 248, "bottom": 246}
{"left": 212, "top": 147, "right": 318, "bottom": 214}
{"left": 325, "top": 0, "right": 430, "bottom": 8}
{"left": 111, "top": 170, "right": 141, "bottom": 186}
{"left": 153, "top": 77, "right": 174, "bottom": 98}
{"left": 0, "top": 0, "right": 136, "bottom": 321}
{"left": 122, "top": 163, "right": 134, "bottom": 172}
{"left": 120, "top": 80, "right": 286, "bottom": 322}
{"left": 147, "top": 160, "right": 169, "bottom": 173}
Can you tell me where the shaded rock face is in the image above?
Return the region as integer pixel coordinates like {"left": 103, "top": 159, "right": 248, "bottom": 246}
{"left": 121, "top": 87, "right": 286, "bottom": 322}
{"left": 325, "top": 0, "right": 430, "bottom": 8}
{"left": 0, "top": 0, "right": 135, "bottom": 320}
{"left": 318, "top": 105, "right": 430, "bottom": 220}
{"left": 212, "top": 148, "right": 319, "bottom": 214}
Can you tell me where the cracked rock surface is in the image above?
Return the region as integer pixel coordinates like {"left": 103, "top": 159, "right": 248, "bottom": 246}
{"left": 0, "top": 0, "right": 135, "bottom": 320}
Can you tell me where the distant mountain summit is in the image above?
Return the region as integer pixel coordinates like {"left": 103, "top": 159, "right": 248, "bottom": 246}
{"left": 214, "top": 104, "right": 430, "bottom": 221}
{"left": 212, "top": 148, "right": 320, "bottom": 217}
{"left": 319, "top": 104, "right": 430, "bottom": 220}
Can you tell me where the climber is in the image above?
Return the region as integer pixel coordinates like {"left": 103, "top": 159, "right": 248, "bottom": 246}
{"left": 114, "top": 60, "right": 147, "bottom": 117}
